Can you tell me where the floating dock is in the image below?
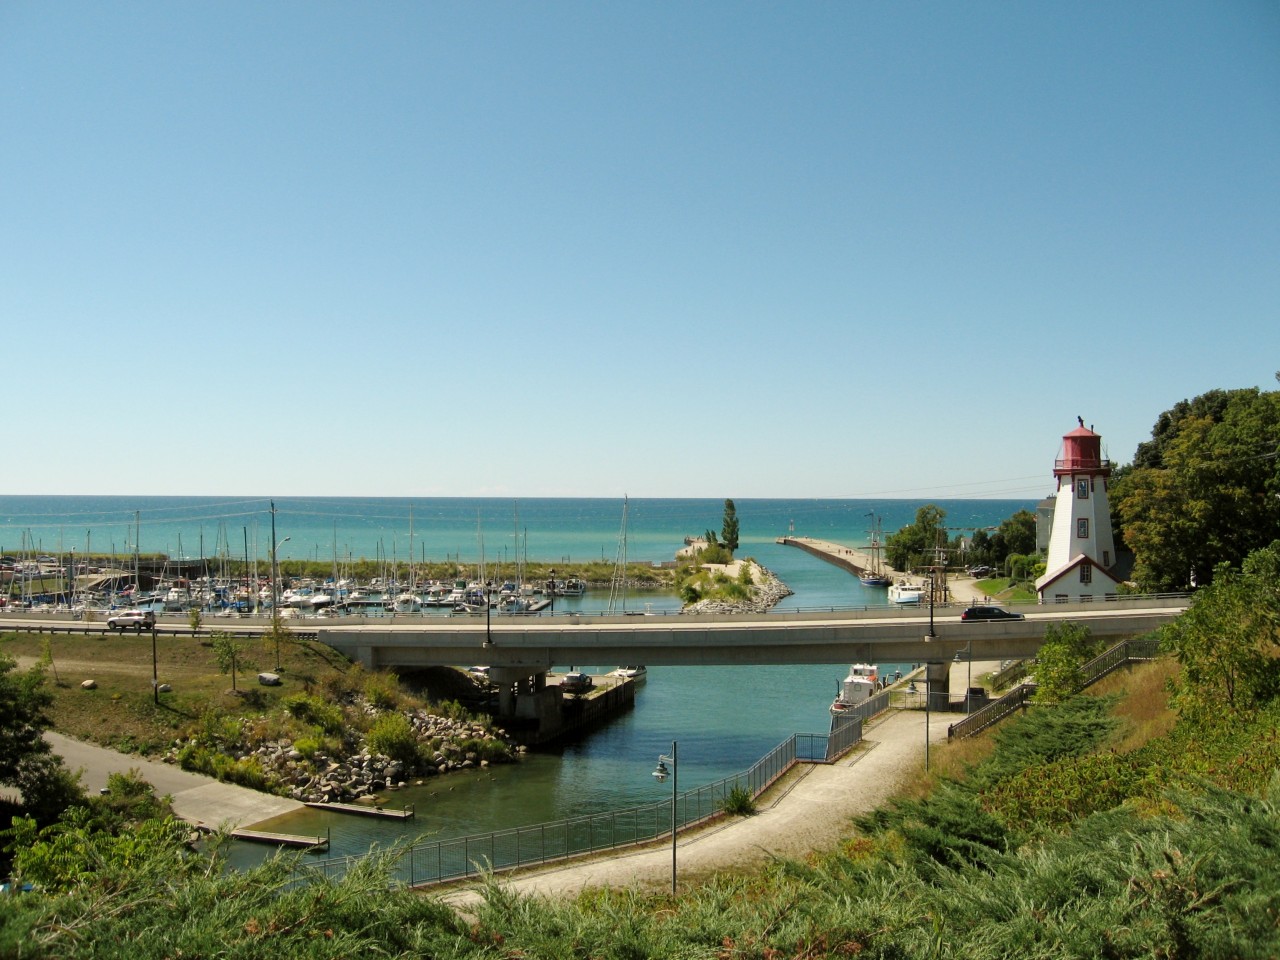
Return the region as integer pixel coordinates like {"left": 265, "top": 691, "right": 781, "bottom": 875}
{"left": 303, "top": 801, "right": 415, "bottom": 820}
{"left": 230, "top": 828, "right": 330, "bottom": 850}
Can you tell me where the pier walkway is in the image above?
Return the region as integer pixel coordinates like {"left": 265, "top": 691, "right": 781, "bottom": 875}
{"left": 776, "top": 536, "right": 988, "bottom": 604}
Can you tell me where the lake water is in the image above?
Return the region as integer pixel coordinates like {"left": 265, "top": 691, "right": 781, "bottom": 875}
{"left": 0, "top": 495, "right": 1031, "bottom": 862}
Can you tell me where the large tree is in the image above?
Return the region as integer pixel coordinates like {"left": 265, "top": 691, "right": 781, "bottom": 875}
{"left": 1114, "top": 387, "right": 1280, "bottom": 591}
{"left": 991, "top": 509, "right": 1037, "bottom": 559}
{"left": 885, "top": 504, "right": 947, "bottom": 572}
{"left": 0, "top": 656, "right": 82, "bottom": 825}
{"left": 1159, "top": 541, "right": 1280, "bottom": 723}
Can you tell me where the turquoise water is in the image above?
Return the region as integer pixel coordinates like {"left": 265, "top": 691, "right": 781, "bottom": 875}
{"left": 0, "top": 495, "right": 1030, "bottom": 862}
{"left": 0, "top": 495, "right": 1025, "bottom": 607}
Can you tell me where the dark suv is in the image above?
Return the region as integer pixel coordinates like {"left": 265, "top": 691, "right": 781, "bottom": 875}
{"left": 960, "top": 605, "right": 1025, "bottom": 622}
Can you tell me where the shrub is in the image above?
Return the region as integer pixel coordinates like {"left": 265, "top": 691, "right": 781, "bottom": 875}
{"left": 720, "top": 785, "right": 757, "bottom": 816}
{"left": 280, "top": 693, "right": 345, "bottom": 735}
{"left": 366, "top": 713, "right": 420, "bottom": 767}
{"left": 459, "top": 737, "right": 512, "bottom": 763}
{"left": 363, "top": 671, "right": 401, "bottom": 710}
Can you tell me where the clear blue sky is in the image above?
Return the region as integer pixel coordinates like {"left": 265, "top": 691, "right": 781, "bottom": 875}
{"left": 3, "top": 2, "right": 1277, "bottom": 500}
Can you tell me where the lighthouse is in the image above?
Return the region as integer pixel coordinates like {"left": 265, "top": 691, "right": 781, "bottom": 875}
{"left": 1035, "top": 418, "right": 1121, "bottom": 603}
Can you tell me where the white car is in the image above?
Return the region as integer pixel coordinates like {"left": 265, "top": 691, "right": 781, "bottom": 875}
{"left": 107, "top": 609, "right": 156, "bottom": 631}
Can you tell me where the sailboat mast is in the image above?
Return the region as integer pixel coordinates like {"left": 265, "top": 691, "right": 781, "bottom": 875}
{"left": 608, "top": 495, "right": 629, "bottom": 613}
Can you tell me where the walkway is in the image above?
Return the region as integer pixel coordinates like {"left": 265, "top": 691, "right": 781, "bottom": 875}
{"left": 46, "top": 732, "right": 304, "bottom": 830}
{"left": 438, "top": 708, "right": 952, "bottom": 908}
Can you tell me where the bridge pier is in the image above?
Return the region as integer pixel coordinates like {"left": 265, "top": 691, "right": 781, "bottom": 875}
{"left": 925, "top": 661, "right": 951, "bottom": 711}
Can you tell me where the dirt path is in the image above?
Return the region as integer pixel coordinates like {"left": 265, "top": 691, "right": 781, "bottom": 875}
{"left": 439, "top": 708, "right": 950, "bottom": 908}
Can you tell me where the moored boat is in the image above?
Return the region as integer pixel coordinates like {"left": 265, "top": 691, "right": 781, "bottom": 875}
{"left": 887, "top": 579, "right": 924, "bottom": 605}
{"left": 609, "top": 665, "right": 647, "bottom": 683}
{"left": 830, "top": 663, "right": 879, "bottom": 714}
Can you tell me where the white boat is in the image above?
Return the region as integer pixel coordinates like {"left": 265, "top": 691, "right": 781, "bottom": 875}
{"left": 609, "top": 665, "right": 647, "bottom": 683}
{"left": 888, "top": 579, "right": 924, "bottom": 605}
{"left": 393, "top": 592, "right": 421, "bottom": 613}
{"left": 557, "top": 577, "right": 586, "bottom": 596}
{"left": 830, "top": 663, "right": 879, "bottom": 715}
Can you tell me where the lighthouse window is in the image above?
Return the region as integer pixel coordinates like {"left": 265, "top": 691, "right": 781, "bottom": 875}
{"left": 1076, "top": 479, "right": 1089, "bottom": 499}
{"left": 1077, "top": 518, "right": 1089, "bottom": 538}
{"left": 1080, "top": 562, "right": 1092, "bottom": 584}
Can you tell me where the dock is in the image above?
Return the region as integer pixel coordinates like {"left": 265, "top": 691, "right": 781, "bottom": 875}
{"left": 230, "top": 828, "right": 330, "bottom": 850}
{"left": 303, "top": 801, "right": 415, "bottom": 820}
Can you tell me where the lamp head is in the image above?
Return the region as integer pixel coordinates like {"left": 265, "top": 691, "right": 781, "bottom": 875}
{"left": 652, "top": 760, "right": 669, "bottom": 781}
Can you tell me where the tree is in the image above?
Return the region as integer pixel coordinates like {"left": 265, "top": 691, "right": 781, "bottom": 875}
{"left": 1159, "top": 541, "right": 1280, "bottom": 724}
{"left": 1032, "top": 622, "right": 1100, "bottom": 702}
{"left": 993, "top": 510, "right": 1037, "bottom": 559}
{"left": 721, "top": 499, "right": 739, "bottom": 554}
{"left": 1115, "top": 388, "right": 1280, "bottom": 591}
{"left": 886, "top": 504, "right": 946, "bottom": 572}
{"left": 0, "top": 655, "right": 83, "bottom": 825}
{"left": 211, "top": 632, "right": 256, "bottom": 693}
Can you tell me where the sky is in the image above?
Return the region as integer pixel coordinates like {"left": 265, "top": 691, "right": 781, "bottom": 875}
{"left": 2, "top": 2, "right": 1277, "bottom": 501}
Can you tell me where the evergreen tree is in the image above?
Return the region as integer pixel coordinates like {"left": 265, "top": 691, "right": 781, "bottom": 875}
{"left": 721, "top": 499, "right": 739, "bottom": 554}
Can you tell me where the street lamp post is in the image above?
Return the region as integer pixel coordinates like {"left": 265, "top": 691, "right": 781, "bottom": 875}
{"left": 652, "top": 740, "right": 678, "bottom": 894}
{"left": 151, "top": 623, "right": 159, "bottom": 705}
{"left": 484, "top": 580, "right": 493, "bottom": 647}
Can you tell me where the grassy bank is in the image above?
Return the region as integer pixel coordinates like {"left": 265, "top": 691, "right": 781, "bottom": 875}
{"left": 7, "top": 649, "right": 1280, "bottom": 957}
{"left": 0, "top": 629, "right": 365, "bottom": 755}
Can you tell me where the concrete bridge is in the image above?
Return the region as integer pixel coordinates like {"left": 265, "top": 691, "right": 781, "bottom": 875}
{"left": 321, "top": 597, "right": 1186, "bottom": 673}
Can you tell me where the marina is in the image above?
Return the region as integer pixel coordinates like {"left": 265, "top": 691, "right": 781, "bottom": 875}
{"left": 6, "top": 495, "right": 1038, "bottom": 866}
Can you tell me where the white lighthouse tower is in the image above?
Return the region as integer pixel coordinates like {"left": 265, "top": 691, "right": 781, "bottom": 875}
{"left": 1035, "top": 418, "right": 1121, "bottom": 603}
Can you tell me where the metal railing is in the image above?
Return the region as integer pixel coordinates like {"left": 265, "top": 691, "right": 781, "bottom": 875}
{"left": 990, "top": 658, "right": 1031, "bottom": 690}
{"left": 1079, "top": 636, "right": 1160, "bottom": 686}
{"left": 947, "top": 637, "right": 1163, "bottom": 741}
{"left": 946, "top": 683, "right": 1037, "bottom": 741}
{"left": 296, "top": 716, "right": 867, "bottom": 889}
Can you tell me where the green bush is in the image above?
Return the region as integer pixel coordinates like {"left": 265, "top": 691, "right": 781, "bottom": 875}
{"left": 720, "top": 785, "right": 756, "bottom": 816}
{"left": 458, "top": 737, "right": 512, "bottom": 763}
{"left": 280, "top": 692, "right": 345, "bottom": 735}
{"left": 366, "top": 713, "right": 420, "bottom": 767}
{"left": 364, "top": 671, "right": 401, "bottom": 710}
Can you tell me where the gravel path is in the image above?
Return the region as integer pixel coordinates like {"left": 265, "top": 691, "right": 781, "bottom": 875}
{"left": 438, "top": 707, "right": 951, "bottom": 908}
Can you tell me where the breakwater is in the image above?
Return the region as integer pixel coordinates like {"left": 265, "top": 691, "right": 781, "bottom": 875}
{"left": 776, "top": 536, "right": 896, "bottom": 579}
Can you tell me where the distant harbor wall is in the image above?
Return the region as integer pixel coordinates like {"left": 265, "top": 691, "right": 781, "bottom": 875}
{"left": 776, "top": 536, "right": 882, "bottom": 578}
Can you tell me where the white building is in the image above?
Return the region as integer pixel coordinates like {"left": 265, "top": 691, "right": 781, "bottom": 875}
{"left": 1035, "top": 419, "right": 1122, "bottom": 603}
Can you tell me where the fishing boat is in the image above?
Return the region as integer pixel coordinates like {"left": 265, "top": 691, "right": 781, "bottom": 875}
{"left": 830, "top": 663, "right": 879, "bottom": 715}
{"left": 887, "top": 579, "right": 924, "bottom": 605}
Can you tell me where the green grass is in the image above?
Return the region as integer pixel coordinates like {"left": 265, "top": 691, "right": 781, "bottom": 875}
{"left": 8, "top": 642, "right": 1280, "bottom": 958}
{"left": 975, "top": 576, "right": 1037, "bottom": 602}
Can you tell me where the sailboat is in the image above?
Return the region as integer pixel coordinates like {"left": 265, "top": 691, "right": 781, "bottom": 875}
{"left": 859, "top": 513, "right": 893, "bottom": 588}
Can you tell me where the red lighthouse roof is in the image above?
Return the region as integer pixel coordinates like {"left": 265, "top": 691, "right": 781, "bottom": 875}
{"left": 1054, "top": 418, "right": 1111, "bottom": 477}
